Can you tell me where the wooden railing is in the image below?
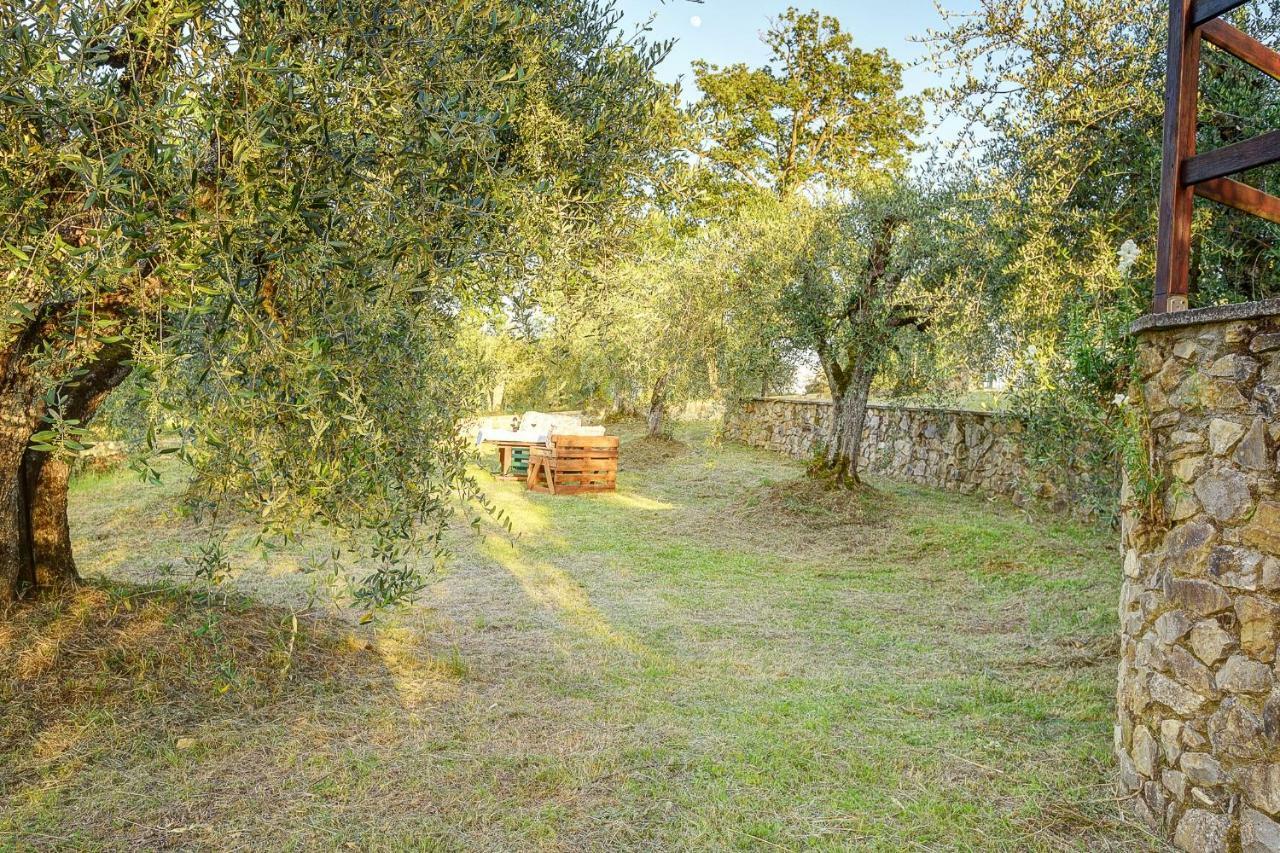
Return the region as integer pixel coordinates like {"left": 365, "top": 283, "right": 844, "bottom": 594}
{"left": 1155, "top": 0, "right": 1280, "bottom": 312}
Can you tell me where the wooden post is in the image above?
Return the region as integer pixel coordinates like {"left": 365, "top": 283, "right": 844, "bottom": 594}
{"left": 1155, "top": 0, "right": 1201, "bottom": 314}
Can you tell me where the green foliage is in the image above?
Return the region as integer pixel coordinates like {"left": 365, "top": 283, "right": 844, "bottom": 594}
{"left": 776, "top": 189, "right": 938, "bottom": 386}
{"left": 692, "top": 7, "right": 922, "bottom": 199}
{"left": 1, "top": 0, "right": 673, "bottom": 605}
{"left": 471, "top": 198, "right": 803, "bottom": 426}
{"left": 928, "top": 0, "right": 1280, "bottom": 513}
{"left": 450, "top": 7, "right": 934, "bottom": 432}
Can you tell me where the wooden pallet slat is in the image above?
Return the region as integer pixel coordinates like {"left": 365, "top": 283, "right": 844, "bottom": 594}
{"left": 1183, "top": 129, "right": 1280, "bottom": 185}
{"left": 524, "top": 434, "right": 618, "bottom": 495}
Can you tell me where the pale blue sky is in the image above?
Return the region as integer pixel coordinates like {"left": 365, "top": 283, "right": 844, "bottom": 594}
{"left": 615, "top": 0, "right": 976, "bottom": 145}
{"left": 616, "top": 1, "right": 967, "bottom": 97}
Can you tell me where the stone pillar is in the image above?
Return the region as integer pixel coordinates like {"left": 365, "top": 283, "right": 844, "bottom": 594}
{"left": 1119, "top": 300, "right": 1280, "bottom": 853}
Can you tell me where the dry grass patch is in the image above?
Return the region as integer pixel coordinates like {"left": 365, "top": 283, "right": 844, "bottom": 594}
{"left": 743, "top": 475, "right": 892, "bottom": 528}
{"left": 688, "top": 474, "right": 896, "bottom": 560}
{"left": 619, "top": 434, "right": 689, "bottom": 470}
{"left": 0, "top": 582, "right": 411, "bottom": 846}
{"left": 1, "top": 581, "right": 374, "bottom": 758}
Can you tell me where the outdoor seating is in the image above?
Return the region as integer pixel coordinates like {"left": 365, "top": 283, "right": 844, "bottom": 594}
{"left": 476, "top": 412, "right": 604, "bottom": 477}
{"left": 526, "top": 435, "right": 619, "bottom": 495}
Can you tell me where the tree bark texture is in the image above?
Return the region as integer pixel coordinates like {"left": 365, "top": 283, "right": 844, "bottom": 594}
{"left": 0, "top": 343, "right": 132, "bottom": 604}
{"left": 647, "top": 373, "right": 669, "bottom": 438}
{"left": 824, "top": 366, "right": 874, "bottom": 488}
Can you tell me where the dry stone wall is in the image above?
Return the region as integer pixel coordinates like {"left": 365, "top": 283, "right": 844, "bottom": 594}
{"left": 723, "top": 396, "right": 1098, "bottom": 512}
{"left": 1118, "top": 300, "right": 1280, "bottom": 852}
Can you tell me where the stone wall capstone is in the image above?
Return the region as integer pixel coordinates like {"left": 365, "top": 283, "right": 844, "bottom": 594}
{"left": 722, "top": 396, "right": 1096, "bottom": 511}
{"left": 1118, "top": 300, "right": 1280, "bottom": 852}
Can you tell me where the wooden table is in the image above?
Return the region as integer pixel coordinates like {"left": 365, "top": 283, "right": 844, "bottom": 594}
{"left": 493, "top": 440, "right": 541, "bottom": 479}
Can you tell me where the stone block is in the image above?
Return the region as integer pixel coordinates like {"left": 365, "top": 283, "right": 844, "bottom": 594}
{"left": 1209, "top": 418, "right": 1247, "bottom": 456}
{"left": 1169, "top": 645, "right": 1219, "bottom": 698}
{"left": 1180, "top": 752, "right": 1226, "bottom": 787}
{"left": 1244, "top": 502, "right": 1280, "bottom": 558}
{"left": 1173, "top": 808, "right": 1231, "bottom": 853}
{"left": 1237, "top": 418, "right": 1272, "bottom": 471}
{"left": 1204, "top": 379, "right": 1250, "bottom": 411}
{"left": 1239, "top": 763, "right": 1280, "bottom": 815}
{"left": 1208, "top": 546, "right": 1264, "bottom": 591}
{"left": 1241, "top": 807, "right": 1280, "bottom": 853}
{"left": 1189, "top": 620, "right": 1235, "bottom": 665}
{"left": 1266, "top": 558, "right": 1280, "bottom": 591}
{"left": 1124, "top": 548, "right": 1142, "bottom": 579}
{"left": 1173, "top": 455, "right": 1203, "bottom": 483}
{"left": 1163, "top": 767, "right": 1188, "bottom": 801}
{"left": 1195, "top": 469, "right": 1254, "bottom": 523}
{"left": 1133, "top": 726, "right": 1160, "bottom": 777}
{"left": 1174, "top": 339, "right": 1200, "bottom": 361}
{"left": 1236, "top": 596, "right": 1280, "bottom": 662}
{"left": 1208, "top": 698, "right": 1268, "bottom": 761}
{"left": 1156, "top": 610, "right": 1194, "bottom": 644}
{"left": 1183, "top": 723, "right": 1209, "bottom": 751}
{"left": 1144, "top": 780, "right": 1169, "bottom": 824}
{"left": 1169, "top": 493, "right": 1202, "bottom": 523}
{"left": 1217, "top": 655, "right": 1273, "bottom": 694}
{"left": 1161, "top": 718, "right": 1185, "bottom": 764}
{"left": 1207, "top": 354, "right": 1260, "bottom": 383}
{"left": 1166, "top": 521, "right": 1220, "bottom": 570}
{"left": 1150, "top": 672, "right": 1207, "bottom": 716}
{"left": 1166, "top": 579, "right": 1233, "bottom": 618}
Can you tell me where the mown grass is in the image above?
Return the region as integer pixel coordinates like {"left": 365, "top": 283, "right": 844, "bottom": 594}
{"left": 1, "top": 422, "right": 1165, "bottom": 850}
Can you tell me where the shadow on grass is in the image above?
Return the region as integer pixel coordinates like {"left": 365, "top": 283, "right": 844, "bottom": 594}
{"left": 0, "top": 580, "right": 434, "bottom": 847}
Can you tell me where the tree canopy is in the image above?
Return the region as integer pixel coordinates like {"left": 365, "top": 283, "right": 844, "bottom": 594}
{"left": 926, "top": 0, "right": 1280, "bottom": 513}
{"left": 692, "top": 7, "right": 921, "bottom": 199}
{"left": 0, "top": 0, "right": 674, "bottom": 604}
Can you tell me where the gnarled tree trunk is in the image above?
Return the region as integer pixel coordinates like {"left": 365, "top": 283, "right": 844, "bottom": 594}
{"left": 825, "top": 365, "right": 874, "bottom": 488}
{"left": 0, "top": 343, "right": 132, "bottom": 604}
{"left": 27, "top": 452, "right": 77, "bottom": 591}
{"left": 1, "top": 389, "right": 43, "bottom": 603}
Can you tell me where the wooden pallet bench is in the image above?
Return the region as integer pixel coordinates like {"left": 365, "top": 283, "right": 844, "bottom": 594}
{"left": 526, "top": 435, "right": 619, "bottom": 495}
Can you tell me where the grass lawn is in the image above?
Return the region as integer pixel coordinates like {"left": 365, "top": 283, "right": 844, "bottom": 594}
{"left": 2, "top": 422, "right": 1164, "bottom": 850}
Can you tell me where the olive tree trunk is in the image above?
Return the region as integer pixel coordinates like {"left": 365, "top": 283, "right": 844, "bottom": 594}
{"left": 0, "top": 344, "right": 131, "bottom": 604}
{"left": 0, "top": 392, "right": 63, "bottom": 602}
{"left": 647, "top": 373, "right": 669, "bottom": 438}
{"left": 27, "top": 452, "right": 77, "bottom": 590}
{"left": 0, "top": 427, "right": 30, "bottom": 602}
{"left": 824, "top": 365, "right": 874, "bottom": 488}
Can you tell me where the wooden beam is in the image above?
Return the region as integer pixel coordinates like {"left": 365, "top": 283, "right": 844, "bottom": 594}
{"left": 1201, "top": 19, "right": 1280, "bottom": 82}
{"left": 1183, "top": 129, "right": 1280, "bottom": 184}
{"left": 1155, "top": 0, "right": 1202, "bottom": 313}
{"left": 1192, "top": 0, "right": 1251, "bottom": 27}
{"left": 1194, "top": 177, "right": 1280, "bottom": 224}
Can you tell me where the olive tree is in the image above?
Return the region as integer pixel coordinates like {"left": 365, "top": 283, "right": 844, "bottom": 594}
{"left": 0, "top": 0, "right": 671, "bottom": 604}
{"left": 777, "top": 188, "right": 964, "bottom": 487}
{"left": 692, "top": 7, "right": 921, "bottom": 199}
